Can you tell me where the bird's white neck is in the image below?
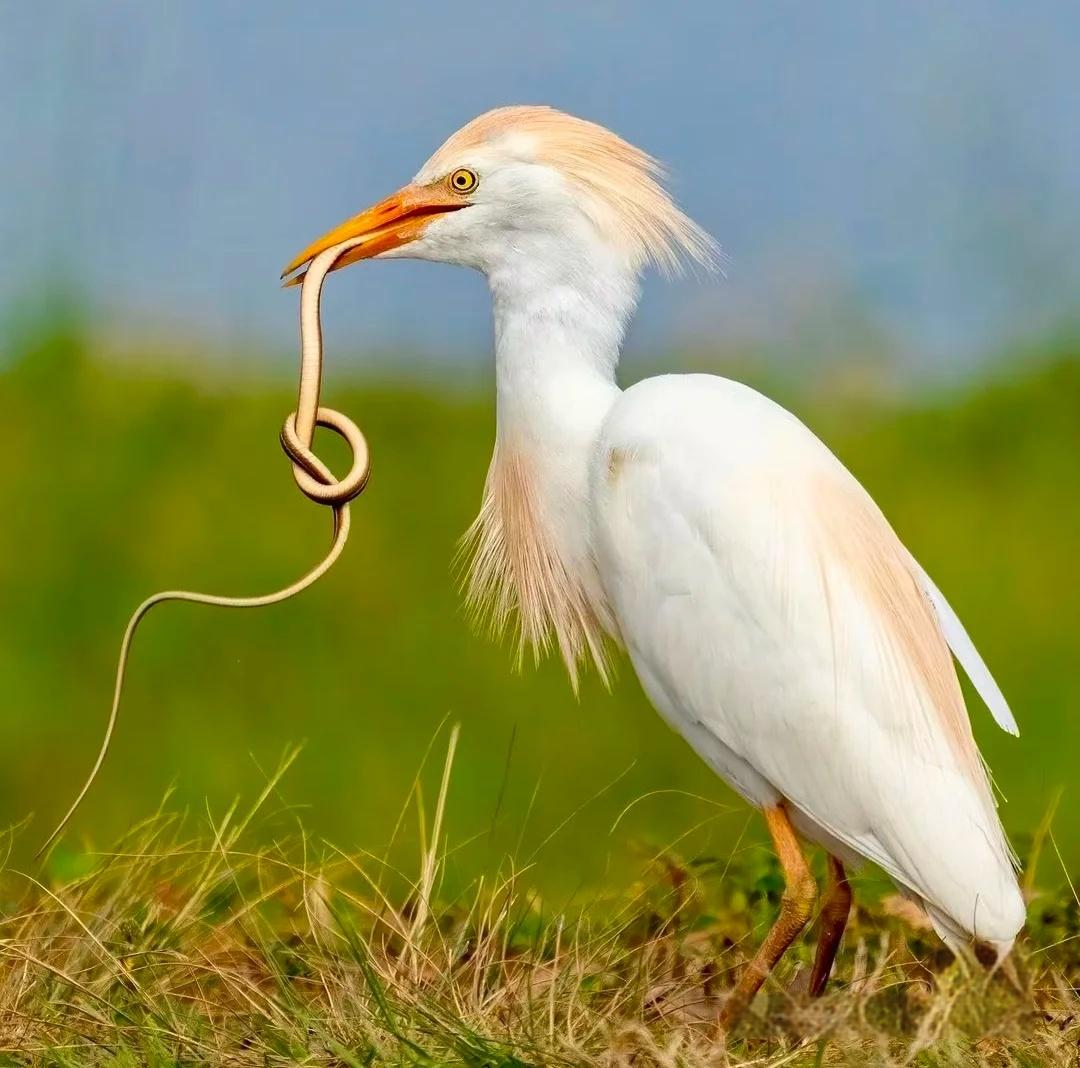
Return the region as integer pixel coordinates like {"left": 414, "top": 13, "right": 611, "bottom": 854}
{"left": 462, "top": 254, "right": 634, "bottom": 685}
{"left": 490, "top": 252, "right": 631, "bottom": 448}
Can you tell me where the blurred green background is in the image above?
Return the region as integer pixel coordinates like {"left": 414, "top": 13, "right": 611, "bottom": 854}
{"left": 1, "top": 302, "right": 1076, "bottom": 887}
{"left": 2, "top": 5, "right": 1079, "bottom": 890}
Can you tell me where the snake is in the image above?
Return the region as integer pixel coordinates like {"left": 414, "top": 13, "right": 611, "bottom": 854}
{"left": 38, "top": 238, "right": 371, "bottom": 856}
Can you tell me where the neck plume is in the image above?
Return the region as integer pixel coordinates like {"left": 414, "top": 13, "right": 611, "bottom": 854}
{"left": 460, "top": 444, "right": 610, "bottom": 688}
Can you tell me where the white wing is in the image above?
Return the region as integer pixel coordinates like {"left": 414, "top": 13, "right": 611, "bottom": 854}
{"left": 916, "top": 565, "right": 1018, "bottom": 736}
{"left": 592, "top": 374, "right": 1024, "bottom": 949}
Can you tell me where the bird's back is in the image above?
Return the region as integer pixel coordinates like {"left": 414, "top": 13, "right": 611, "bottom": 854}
{"left": 589, "top": 373, "right": 1025, "bottom": 950}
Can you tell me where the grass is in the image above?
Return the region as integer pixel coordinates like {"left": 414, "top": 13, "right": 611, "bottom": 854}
{"left": 2, "top": 741, "right": 1078, "bottom": 1066}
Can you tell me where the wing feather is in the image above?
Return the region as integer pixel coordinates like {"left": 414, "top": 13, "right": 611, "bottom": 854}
{"left": 810, "top": 471, "right": 990, "bottom": 794}
{"left": 915, "top": 565, "right": 1019, "bottom": 736}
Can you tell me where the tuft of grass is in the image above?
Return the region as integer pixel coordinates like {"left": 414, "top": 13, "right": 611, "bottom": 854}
{"left": 1, "top": 747, "right": 1078, "bottom": 1066}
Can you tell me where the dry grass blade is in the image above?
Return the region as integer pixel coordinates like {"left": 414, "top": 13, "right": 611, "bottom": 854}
{"left": 2, "top": 743, "right": 1077, "bottom": 1066}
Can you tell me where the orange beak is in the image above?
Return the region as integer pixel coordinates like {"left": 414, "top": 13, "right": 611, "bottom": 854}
{"left": 280, "top": 183, "right": 466, "bottom": 286}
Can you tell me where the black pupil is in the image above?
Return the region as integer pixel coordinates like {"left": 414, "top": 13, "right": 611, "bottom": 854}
{"left": 456, "top": 173, "right": 468, "bottom": 186}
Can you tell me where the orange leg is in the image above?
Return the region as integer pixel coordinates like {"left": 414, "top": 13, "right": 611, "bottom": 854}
{"left": 718, "top": 804, "right": 817, "bottom": 1032}
{"left": 809, "top": 854, "right": 852, "bottom": 997}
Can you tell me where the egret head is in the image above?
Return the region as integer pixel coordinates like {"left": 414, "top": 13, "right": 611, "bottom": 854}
{"left": 282, "top": 105, "right": 716, "bottom": 285}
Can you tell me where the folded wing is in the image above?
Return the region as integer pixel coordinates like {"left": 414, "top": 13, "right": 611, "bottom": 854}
{"left": 592, "top": 375, "right": 1025, "bottom": 949}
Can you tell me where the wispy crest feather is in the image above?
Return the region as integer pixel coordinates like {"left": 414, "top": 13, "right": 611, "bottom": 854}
{"left": 424, "top": 105, "right": 719, "bottom": 275}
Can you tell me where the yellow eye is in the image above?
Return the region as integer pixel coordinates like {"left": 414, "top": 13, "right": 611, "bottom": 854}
{"left": 448, "top": 168, "right": 478, "bottom": 194}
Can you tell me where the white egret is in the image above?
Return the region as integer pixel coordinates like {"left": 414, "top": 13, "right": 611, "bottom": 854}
{"left": 283, "top": 106, "right": 1024, "bottom": 1027}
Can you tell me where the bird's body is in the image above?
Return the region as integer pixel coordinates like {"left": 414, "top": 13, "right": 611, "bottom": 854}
{"left": 284, "top": 105, "right": 1024, "bottom": 1024}
{"left": 593, "top": 373, "right": 1022, "bottom": 949}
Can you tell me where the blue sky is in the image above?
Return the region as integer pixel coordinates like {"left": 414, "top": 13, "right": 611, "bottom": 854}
{"left": 3, "top": 2, "right": 1078, "bottom": 373}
